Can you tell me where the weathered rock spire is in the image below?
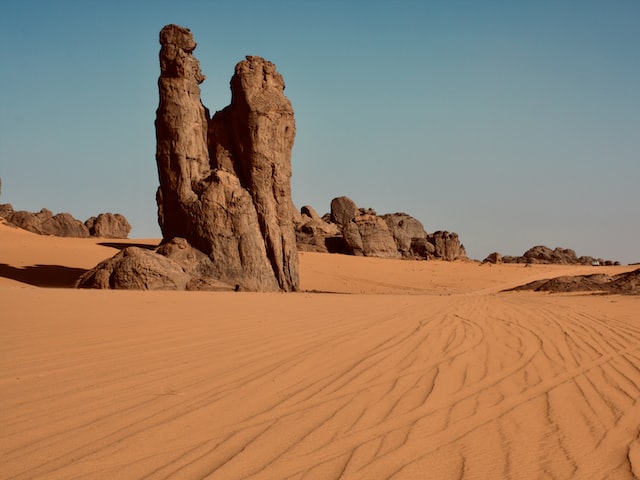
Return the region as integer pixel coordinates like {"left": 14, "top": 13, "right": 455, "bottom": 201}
{"left": 154, "top": 24, "right": 299, "bottom": 291}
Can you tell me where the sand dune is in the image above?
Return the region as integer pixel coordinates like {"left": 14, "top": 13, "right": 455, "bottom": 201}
{"left": 2, "top": 221, "right": 640, "bottom": 479}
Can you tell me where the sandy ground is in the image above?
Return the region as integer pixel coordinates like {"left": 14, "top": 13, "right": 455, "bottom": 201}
{"left": 2, "top": 220, "right": 640, "bottom": 479}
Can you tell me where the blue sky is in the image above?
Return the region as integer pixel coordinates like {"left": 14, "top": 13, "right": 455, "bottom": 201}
{"left": 1, "top": 1, "right": 638, "bottom": 263}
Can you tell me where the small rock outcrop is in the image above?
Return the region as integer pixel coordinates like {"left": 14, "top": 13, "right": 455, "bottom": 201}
{"left": 342, "top": 214, "right": 401, "bottom": 258}
{"left": 77, "top": 247, "right": 191, "bottom": 290}
{"left": 296, "top": 205, "right": 342, "bottom": 253}
{"left": 491, "top": 245, "right": 617, "bottom": 266}
{"left": 427, "top": 231, "right": 467, "bottom": 261}
{"left": 508, "top": 268, "right": 640, "bottom": 295}
{"left": 483, "top": 252, "right": 503, "bottom": 264}
{"left": 294, "top": 196, "right": 467, "bottom": 261}
{"left": 0, "top": 204, "right": 130, "bottom": 239}
{"left": 85, "top": 213, "right": 131, "bottom": 238}
{"left": 152, "top": 24, "right": 298, "bottom": 291}
{"left": 0, "top": 205, "right": 90, "bottom": 237}
{"left": 77, "top": 238, "right": 235, "bottom": 291}
{"left": 330, "top": 196, "right": 358, "bottom": 226}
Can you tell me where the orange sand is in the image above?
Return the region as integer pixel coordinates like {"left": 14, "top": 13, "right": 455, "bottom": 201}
{"left": 2, "top": 220, "right": 640, "bottom": 479}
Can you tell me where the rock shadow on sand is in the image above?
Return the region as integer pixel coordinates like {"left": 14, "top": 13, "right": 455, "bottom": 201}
{"left": 0, "top": 263, "right": 87, "bottom": 288}
{"left": 98, "top": 241, "right": 158, "bottom": 251}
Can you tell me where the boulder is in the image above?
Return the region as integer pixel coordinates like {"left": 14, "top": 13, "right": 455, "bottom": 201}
{"left": 342, "top": 214, "right": 401, "bottom": 258}
{"left": 77, "top": 247, "right": 191, "bottom": 290}
{"left": 330, "top": 196, "right": 358, "bottom": 225}
{"left": 427, "top": 231, "right": 466, "bottom": 261}
{"left": 410, "top": 238, "right": 436, "bottom": 258}
{"left": 382, "top": 213, "right": 428, "bottom": 256}
{"left": 77, "top": 240, "right": 236, "bottom": 291}
{"left": 156, "top": 237, "right": 216, "bottom": 278}
{"left": 154, "top": 25, "right": 299, "bottom": 292}
{"left": 483, "top": 252, "right": 503, "bottom": 264}
{"left": 296, "top": 205, "right": 341, "bottom": 253}
{"left": 0, "top": 203, "right": 13, "bottom": 218}
{"left": 85, "top": 213, "right": 131, "bottom": 238}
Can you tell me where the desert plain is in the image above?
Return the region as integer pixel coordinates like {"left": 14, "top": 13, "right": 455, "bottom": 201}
{"left": 2, "top": 219, "right": 640, "bottom": 479}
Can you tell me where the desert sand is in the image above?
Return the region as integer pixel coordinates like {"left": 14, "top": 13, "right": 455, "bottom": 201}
{"left": 2, "top": 220, "right": 640, "bottom": 479}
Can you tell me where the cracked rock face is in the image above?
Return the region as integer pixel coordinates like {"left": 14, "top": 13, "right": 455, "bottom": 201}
{"left": 154, "top": 24, "right": 299, "bottom": 292}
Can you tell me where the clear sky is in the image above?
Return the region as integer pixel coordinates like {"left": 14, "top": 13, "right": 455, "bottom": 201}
{"left": 1, "top": 0, "right": 638, "bottom": 263}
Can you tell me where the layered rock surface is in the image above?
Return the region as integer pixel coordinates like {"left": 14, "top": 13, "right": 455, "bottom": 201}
{"left": 148, "top": 24, "right": 298, "bottom": 291}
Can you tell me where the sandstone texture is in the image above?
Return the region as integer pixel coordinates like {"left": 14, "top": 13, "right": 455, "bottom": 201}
{"left": 85, "top": 213, "right": 131, "bottom": 238}
{"left": 342, "top": 214, "right": 401, "bottom": 258}
{"left": 0, "top": 204, "right": 130, "bottom": 239}
{"left": 490, "top": 245, "right": 618, "bottom": 266}
{"left": 77, "top": 238, "right": 236, "bottom": 291}
{"left": 153, "top": 25, "right": 298, "bottom": 292}
{"left": 294, "top": 196, "right": 467, "bottom": 261}
{"left": 508, "top": 268, "right": 640, "bottom": 295}
{"left": 330, "top": 196, "right": 358, "bottom": 226}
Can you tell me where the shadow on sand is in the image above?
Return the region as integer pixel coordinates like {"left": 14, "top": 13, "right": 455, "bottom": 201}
{"left": 0, "top": 263, "right": 87, "bottom": 288}
{"left": 98, "top": 241, "right": 158, "bottom": 251}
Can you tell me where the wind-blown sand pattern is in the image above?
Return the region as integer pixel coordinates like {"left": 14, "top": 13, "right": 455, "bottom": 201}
{"left": 2, "top": 221, "right": 640, "bottom": 479}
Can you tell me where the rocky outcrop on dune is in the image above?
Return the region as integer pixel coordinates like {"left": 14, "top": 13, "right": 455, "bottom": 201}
{"left": 77, "top": 238, "right": 235, "bottom": 291}
{"left": 0, "top": 204, "right": 131, "bottom": 239}
{"left": 295, "top": 196, "right": 467, "bottom": 261}
{"left": 342, "top": 214, "right": 401, "bottom": 258}
{"left": 84, "top": 24, "right": 298, "bottom": 292}
{"left": 484, "top": 245, "right": 619, "bottom": 266}
{"left": 0, "top": 205, "right": 89, "bottom": 237}
{"left": 508, "top": 268, "right": 640, "bottom": 295}
{"left": 85, "top": 213, "right": 131, "bottom": 239}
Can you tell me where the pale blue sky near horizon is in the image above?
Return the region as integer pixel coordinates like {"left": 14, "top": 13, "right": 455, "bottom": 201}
{"left": 1, "top": 0, "right": 638, "bottom": 263}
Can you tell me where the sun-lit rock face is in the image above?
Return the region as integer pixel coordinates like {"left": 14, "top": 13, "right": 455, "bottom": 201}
{"left": 154, "top": 24, "right": 299, "bottom": 292}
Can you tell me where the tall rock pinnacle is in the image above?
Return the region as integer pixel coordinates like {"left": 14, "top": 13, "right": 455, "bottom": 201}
{"left": 154, "top": 24, "right": 299, "bottom": 291}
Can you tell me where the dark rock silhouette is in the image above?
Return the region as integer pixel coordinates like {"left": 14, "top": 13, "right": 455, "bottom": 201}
{"left": 493, "top": 245, "right": 617, "bottom": 266}
{"left": 152, "top": 24, "right": 299, "bottom": 291}
{"left": 508, "top": 268, "right": 640, "bottom": 295}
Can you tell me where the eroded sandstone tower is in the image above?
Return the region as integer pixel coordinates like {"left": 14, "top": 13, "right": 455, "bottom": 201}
{"left": 155, "top": 24, "right": 299, "bottom": 291}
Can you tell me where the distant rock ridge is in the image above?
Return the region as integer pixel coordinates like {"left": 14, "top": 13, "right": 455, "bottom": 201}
{"left": 507, "top": 268, "right": 640, "bottom": 295}
{"left": 0, "top": 204, "right": 130, "bottom": 239}
{"left": 295, "top": 196, "right": 467, "bottom": 261}
{"left": 81, "top": 24, "right": 299, "bottom": 291}
{"left": 483, "top": 245, "right": 619, "bottom": 266}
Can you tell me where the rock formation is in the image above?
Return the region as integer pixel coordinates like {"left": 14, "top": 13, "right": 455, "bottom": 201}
{"left": 342, "top": 214, "right": 401, "bottom": 258}
{"left": 296, "top": 205, "right": 342, "bottom": 253}
{"left": 426, "top": 231, "right": 467, "bottom": 261}
{"left": 77, "top": 238, "right": 235, "bottom": 291}
{"left": 0, "top": 204, "right": 130, "bottom": 239}
{"left": 508, "top": 268, "right": 640, "bottom": 295}
{"left": 330, "top": 196, "right": 358, "bottom": 225}
{"left": 486, "top": 245, "right": 618, "bottom": 266}
{"left": 85, "top": 213, "right": 131, "bottom": 238}
{"left": 295, "top": 196, "right": 467, "bottom": 261}
{"left": 153, "top": 24, "right": 298, "bottom": 291}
